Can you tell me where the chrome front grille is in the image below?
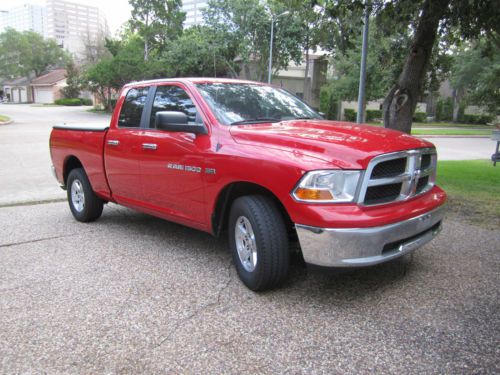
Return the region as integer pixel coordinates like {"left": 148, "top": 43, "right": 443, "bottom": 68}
{"left": 358, "top": 148, "right": 437, "bottom": 205}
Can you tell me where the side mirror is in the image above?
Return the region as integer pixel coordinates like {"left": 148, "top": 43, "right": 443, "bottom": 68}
{"left": 155, "top": 111, "right": 207, "bottom": 135}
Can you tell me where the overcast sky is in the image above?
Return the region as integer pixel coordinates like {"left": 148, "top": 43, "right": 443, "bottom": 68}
{"left": 4, "top": 0, "right": 132, "bottom": 36}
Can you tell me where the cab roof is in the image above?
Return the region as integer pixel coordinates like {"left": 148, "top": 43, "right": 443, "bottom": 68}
{"left": 123, "top": 77, "right": 265, "bottom": 88}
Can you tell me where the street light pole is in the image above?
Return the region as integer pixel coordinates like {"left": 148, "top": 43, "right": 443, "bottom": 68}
{"left": 356, "top": 2, "right": 370, "bottom": 123}
{"left": 268, "top": 17, "right": 275, "bottom": 84}
{"left": 268, "top": 11, "right": 290, "bottom": 84}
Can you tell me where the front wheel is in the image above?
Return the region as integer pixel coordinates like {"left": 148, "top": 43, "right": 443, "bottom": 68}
{"left": 67, "top": 168, "right": 103, "bottom": 222}
{"left": 229, "top": 195, "right": 289, "bottom": 291}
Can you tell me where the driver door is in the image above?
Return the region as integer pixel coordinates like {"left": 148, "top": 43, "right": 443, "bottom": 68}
{"left": 138, "top": 84, "right": 210, "bottom": 228}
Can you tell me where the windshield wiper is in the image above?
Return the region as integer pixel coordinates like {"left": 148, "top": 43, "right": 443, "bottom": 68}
{"left": 292, "top": 116, "right": 315, "bottom": 120}
{"left": 230, "top": 118, "right": 280, "bottom": 125}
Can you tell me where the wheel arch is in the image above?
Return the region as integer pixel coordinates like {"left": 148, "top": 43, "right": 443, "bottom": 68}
{"left": 211, "top": 181, "right": 295, "bottom": 239}
{"left": 63, "top": 155, "right": 83, "bottom": 187}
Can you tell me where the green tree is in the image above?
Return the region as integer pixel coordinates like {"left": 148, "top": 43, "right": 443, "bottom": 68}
{"left": 320, "top": 0, "right": 499, "bottom": 133}
{"left": 203, "top": 0, "right": 303, "bottom": 82}
{"left": 83, "top": 34, "right": 164, "bottom": 109}
{"left": 451, "top": 41, "right": 500, "bottom": 116}
{"left": 162, "top": 26, "right": 239, "bottom": 77}
{"left": 61, "top": 60, "right": 81, "bottom": 99}
{"left": 0, "top": 28, "right": 67, "bottom": 79}
{"left": 128, "top": 0, "right": 185, "bottom": 61}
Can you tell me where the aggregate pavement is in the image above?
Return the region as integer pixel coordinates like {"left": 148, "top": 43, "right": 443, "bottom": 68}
{"left": 0, "top": 202, "right": 498, "bottom": 373}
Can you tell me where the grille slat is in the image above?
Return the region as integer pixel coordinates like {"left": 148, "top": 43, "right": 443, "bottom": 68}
{"left": 421, "top": 154, "right": 431, "bottom": 170}
{"left": 360, "top": 148, "right": 436, "bottom": 205}
{"left": 365, "top": 183, "right": 402, "bottom": 205}
{"left": 370, "top": 158, "right": 406, "bottom": 179}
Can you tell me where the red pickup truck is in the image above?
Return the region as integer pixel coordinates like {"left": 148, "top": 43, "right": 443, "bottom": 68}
{"left": 50, "top": 78, "right": 446, "bottom": 291}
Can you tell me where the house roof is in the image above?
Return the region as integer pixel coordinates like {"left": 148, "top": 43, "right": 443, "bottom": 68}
{"left": 4, "top": 77, "right": 31, "bottom": 86}
{"left": 31, "top": 69, "right": 67, "bottom": 86}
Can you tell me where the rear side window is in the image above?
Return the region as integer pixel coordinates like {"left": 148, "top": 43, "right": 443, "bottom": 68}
{"left": 118, "top": 87, "right": 149, "bottom": 128}
{"left": 150, "top": 85, "right": 200, "bottom": 128}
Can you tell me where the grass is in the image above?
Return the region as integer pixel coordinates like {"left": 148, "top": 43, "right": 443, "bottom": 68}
{"left": 86, "top": 108, "right": 112, "bottom": 114}
{"left": 437, "top": 160, "right": 500, "bottom": 228}
{"left": 411, "top": 128, "right": 491, "bottom": 136}
{"left": 0, "top": 114, "right": 10, "bottom": 122}
{"left": 413, "top": 122, "right": 493, "bottom": 129}
{"left": 366, "top": 122, "right": 491, "bottom": 135}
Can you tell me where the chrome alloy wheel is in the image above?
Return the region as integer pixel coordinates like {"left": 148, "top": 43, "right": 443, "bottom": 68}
{"left": 70, "top": 179, "right": 85, "bottom": 212}
{"left": 235, "top": 216, "right": 258, "bottom": 272}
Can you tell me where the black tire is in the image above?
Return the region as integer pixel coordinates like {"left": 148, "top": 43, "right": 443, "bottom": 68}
{"left": 229, "top": 195, "right": 289, "bottom": 291}
{"left": 66, "top": 168, "right": 103, "bottom": 222}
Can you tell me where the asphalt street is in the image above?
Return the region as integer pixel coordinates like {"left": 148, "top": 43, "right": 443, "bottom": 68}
{"left": 0, "top": 104, "right": 108, "bottom": 206}
{"left": 0, "top": 104, "right": 499, "bottom": 373}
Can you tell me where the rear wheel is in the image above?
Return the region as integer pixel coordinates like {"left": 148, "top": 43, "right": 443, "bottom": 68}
{"left": 229, "top": 195, "right": 289, "bottom": 291}
{"left": 67, "top": 168, "right": 103, "bottom": 222}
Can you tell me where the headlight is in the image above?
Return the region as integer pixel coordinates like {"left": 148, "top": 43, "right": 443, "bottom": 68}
{"left": 292, "top": 170, "right": 361, "bottom": 203}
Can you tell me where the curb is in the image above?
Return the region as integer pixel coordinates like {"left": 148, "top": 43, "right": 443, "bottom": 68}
{"left": 416, "top": 135, "right": 491, "bottom": 139}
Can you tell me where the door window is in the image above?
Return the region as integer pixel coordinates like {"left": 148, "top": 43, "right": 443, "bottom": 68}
{"left": 118, "top": 87, "right": 149, "bottom": 128}
{"left": 150, "top": 86, "right": 200, "bottom": 128}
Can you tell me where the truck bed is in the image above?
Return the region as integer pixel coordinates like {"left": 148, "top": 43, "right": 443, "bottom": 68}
{"left": 50, "top": 123, "right": 111, "bottom": 200}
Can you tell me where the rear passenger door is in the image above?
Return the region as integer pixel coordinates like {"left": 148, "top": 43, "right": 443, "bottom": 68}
{"left": 105, "top": 86, "right": 150, "bottom": 205}
{"left": 138, "top": 84, "right": 209, "bottom": 227}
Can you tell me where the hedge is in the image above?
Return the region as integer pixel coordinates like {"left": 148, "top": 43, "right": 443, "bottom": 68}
{"left": 80, "top": 98, "right": 93, "bottom": 106}
{"left": 366, "top": 109, "right": 382, "bottom": 122}
{"left": 55, "top": 98, "right": 82, "bottom": 106}
{"left": 344, "top": 109, "right": 356, "bottom": 122}
{"left": 412, "top": 112, "right": 427, "bottom": 122}
{"left": 460, "top": 114, "right": 494, "bottom": 125}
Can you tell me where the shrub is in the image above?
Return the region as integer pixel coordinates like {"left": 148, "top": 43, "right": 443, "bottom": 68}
{"left": 54, "top": 98, "right": 82, "bottom": 106}
{"left": 79, "top": 98, "right": 93, "bottom": 106}
{"left": 366, "top": 109, "right": 382, "bottom": 122}
{"left": 344, "top": 108, "right": 356, "bottom": 122}
{"left": 436, "top": 98, "right": 453, "bottom": 121}
{"left": 412, "top": 112, "right": 427, "bottom": 122}
{"left": 319, "top": 87, "right": 339, "bottom": 120}
{"left": 461, "top": 114, "right": 494, "bottom": 125}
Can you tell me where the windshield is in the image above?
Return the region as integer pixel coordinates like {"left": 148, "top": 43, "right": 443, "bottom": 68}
{"left": 196, "top": 83, "right": 322, "bottom": 125}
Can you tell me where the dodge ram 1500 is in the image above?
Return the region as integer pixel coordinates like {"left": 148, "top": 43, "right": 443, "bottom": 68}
{"left": 50, "top": 78, "right": 446, "bottom": 291}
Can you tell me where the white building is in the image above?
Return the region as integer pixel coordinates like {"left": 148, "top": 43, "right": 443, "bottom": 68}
{"left": 0, "top": 4, "right": 47, "bottom": 35}
{"left": 46, "top": 0, "right": 109, "bottom": 59}
{"left": 182, "top": 0, "right": 207, "bottom": 28}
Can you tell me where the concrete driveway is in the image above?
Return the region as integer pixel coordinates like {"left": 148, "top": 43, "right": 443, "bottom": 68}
{"left": 0, "top": 105, "right": 498, "bottom": 373}
{"left": 0, "top": 201, "right": 498, "bottom": 373}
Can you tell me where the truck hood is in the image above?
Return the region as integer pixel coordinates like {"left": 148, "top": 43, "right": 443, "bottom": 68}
{"left": 229, "top": 120, "right": 434, "bottom": 169}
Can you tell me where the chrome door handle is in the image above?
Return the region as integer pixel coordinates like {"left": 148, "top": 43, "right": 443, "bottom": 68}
{"left": 142, "top": 143, "right": 157, "bottom": 150}
{"left": 107, "top": 140, "right": 120, "bottom": 146}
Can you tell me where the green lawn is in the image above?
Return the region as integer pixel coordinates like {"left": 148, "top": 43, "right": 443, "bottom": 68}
{"left": 369, "top": 121, "right": 493, "bottom": 129}
{"left": 437, "top": 160, "right": 500, "bottom": 228}
{"left": 0, "top": 115, "right": 10, "bottom": 122}
{"left": 411, "top": 128, "right": 491, "bottom": 136}
{"left": 413, "top": 122, "right": 493, "bottom": 129}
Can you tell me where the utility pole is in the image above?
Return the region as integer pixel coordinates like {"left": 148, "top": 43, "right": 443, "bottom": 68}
{"left": 356, "top": 2, "right": 370, "bottom": 123}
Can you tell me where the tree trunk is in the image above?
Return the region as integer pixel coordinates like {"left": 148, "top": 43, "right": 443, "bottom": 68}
{"left": 383, "top": 0, "right": 450, "bottom": 133}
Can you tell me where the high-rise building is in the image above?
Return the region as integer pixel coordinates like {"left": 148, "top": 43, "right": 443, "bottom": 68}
{"left": 0, "top": 4, "right": 47, "bottom": 35}
{"left": 182, "top": 0, "right": 207, "bottom": 28}
{"left": 46, "top": 0, "right": 109, "bottom": 58}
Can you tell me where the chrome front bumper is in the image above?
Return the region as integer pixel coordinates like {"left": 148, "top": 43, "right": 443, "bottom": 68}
{"left": 295, "top": 205, "right": 445, "bottom": 268}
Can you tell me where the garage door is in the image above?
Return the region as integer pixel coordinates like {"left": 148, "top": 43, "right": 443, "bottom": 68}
{"left": 34, "top": 87, "right": 54, "bottom": 104}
